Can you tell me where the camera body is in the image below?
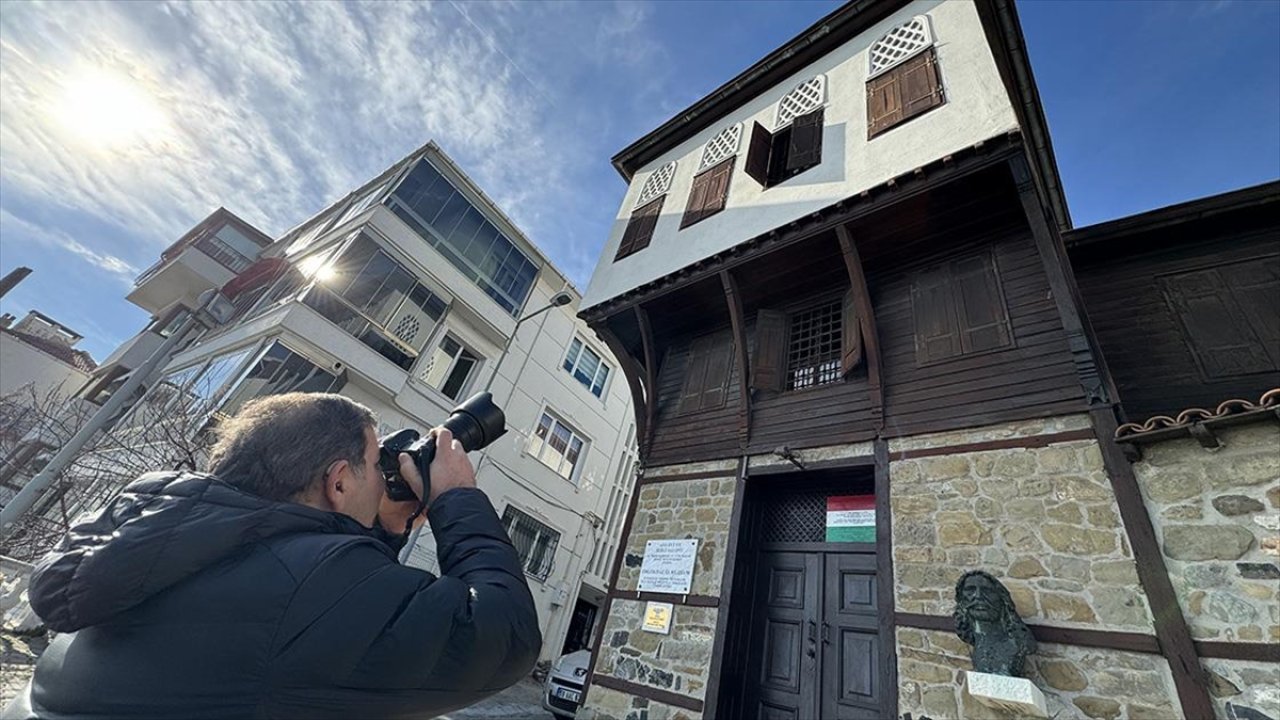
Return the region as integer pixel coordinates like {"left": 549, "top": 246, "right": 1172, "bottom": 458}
{"left": 378, "top": 392, "right": 507, "bottom": 503}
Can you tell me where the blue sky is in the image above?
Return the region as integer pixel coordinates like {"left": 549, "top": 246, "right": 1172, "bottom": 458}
{"left": 1, "top": 0, "right": 1277, "bottom": 362}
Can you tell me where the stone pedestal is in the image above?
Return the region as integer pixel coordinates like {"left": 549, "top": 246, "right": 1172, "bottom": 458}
{"left": 964, "top": 670, "right": 1048, "bottom": 718}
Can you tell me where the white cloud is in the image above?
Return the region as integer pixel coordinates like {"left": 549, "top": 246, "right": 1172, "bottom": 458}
{"left": 0, "top": 208, "right": 138, "bottom": 282}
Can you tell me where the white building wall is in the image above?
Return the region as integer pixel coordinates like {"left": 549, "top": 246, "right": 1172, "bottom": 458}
{"left": 581, "top": 0, "right": 1018, "bottom": 311}
{"left": 0, "top": 333, "right": 91, "bottom": 400}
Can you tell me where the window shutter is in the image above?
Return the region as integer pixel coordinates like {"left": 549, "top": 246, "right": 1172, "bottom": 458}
{"left": 911, "top": 268, "right": 962, "bottom": 365}
{"left": 841, "top": 289, "right": 863, "bottom": 376}
{"left": 1222, "top": 256, "right": 1280, "bottom": 367}
{"left": 952, "top": 254, "right": 1013, "bottom": 353}
{"left": 681, "top": 169, "right": 713, "bottom": 229}
{"left": 703, "top": 158, "right": 733, "bottom": 218}
{"left": 787, "top": 108, "right": 824, "bottom": 174}
{"left": 766, "top": 126, "right": 792, "bottom": 187}
{"left": 900, "top": 49, "right": 944, "bottom": 122}
{"left": 867, "top": 69, "right": 903, "bottom": 138}
{"left": 745, "top": 122, "right": 773, "bottom": 187}
{"left": 677, "top": 336, "right": 711, "bottom": 414}
{"left": 1162, "top": 267, "right": 1276, "bottom": 378}
{"left": 615, "top": 197, "right": 664, "bottom": 261}
{"left": 752, "top": 309, "right": 789, "bottom": 392}
{"left": 700, "top": 340, "right": 734, "bottom": 409}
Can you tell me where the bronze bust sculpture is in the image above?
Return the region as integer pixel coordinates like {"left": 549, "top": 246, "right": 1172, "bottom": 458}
{"left": 954, "top": 570, "right": 1037, "bottom": 677}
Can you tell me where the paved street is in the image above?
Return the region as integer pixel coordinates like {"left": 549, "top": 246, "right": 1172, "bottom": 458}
{"left": 2, "top": 631, "right": 553, "bottom": 719}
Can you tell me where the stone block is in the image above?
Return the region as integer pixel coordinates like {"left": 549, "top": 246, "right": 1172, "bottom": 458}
{"left": 1268, "top": 485, "right": 1280, "bottom": 509}
{"left": 1206, "top": 669, "right": 1242, "bottom": 697}
{"left": 1043, "top": 523, "right": 1117, "bottom": 555}
{"left": 1162, "top": 524, "right": 1255, "bottom": 560}
{"left": 1184, "top": 563, "right": 1231, "bottom": 588}
{"left": 993, "top": 451, "right": 1037, "bottom": 477}
{"left": 1140, "top": 468, "right": 1203, "bottom": 503}
{"left": 1240, "top": 583, "right": 1275, "bottom": 601}
{"left": 1086, "top": 504, "right": 1120, "bottom": 528}
{"left": 1036, "top": 446, "right": 1079, "bottom": 474}
{"left": 939, "top": 520, "right": 992, "bottom": 546}
{"left": 1008, "top": 584, "right": 1038, "bottom": 617}
{"left": 1052, "top": 475, "right": 1113, "bottom": 502}
{"left": 902, "top": 659, "right": 953, "bottom": 684}
{"left": 1037, "top": 659, "right": 1087, "bottom": 691}
{"left": 1207, "top": 592, "right": 1258, "bottom": 625}
{"left": 1073, "top": 696, "right": 1122, "bottom": 720}
{"left": 964, "top": 671, "right": 1048, "bottom": 718}
{"left": 1046, "top": 555, "right": 1091, "bottom": 582}
{"left": 922, "top": 685, "right": 959, "bottom": 719}
{"left": 1041, "top": 592, "right": 1097, "bottom": 622}
{"left": 1126, "top": 703, "right": 1179, "bottom": 719}
{"left": 1002, "top": 525, "right": 1044, "bottom": 552}
{"left": 1163, "top": 504, "right": 1204, "bottom": 520}
{"left": 1004, "top": 498, "right": 1046, "bottom": 520}
{"left": 1238, "top": 562, "right": 1280, "bottom": 580}
{"left": 1094, "top": 589, "right": 1150, "bottom": 628}
{"left": 1092, "top": 559, "right": 1140, "bottom": 586}
{"left": 1008, "top": 556, "right": 1047, "bottom": 579}
{"left": 921, "top": 456, "right": 971, "bottom": 481}
{"left": 1210, "top": 452, "right": 1280, "bottom": 488}
{"left": 1046, "top": 502, "right": 1083, "bottom": 523}
{"left": 894, "top": 495, "right": 938, "bottom": 515}
{"left": 1214, "top": 494, "right": 1266, "bottom": 516}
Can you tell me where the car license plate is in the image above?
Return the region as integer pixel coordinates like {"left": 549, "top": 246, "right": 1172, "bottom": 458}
{"left": 553, "top": 687, "right": 581, "bottom": 704}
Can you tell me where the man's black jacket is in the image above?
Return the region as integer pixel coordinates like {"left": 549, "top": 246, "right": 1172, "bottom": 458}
{"left": 2, "top": 472, "right": 541, "bottom": 719}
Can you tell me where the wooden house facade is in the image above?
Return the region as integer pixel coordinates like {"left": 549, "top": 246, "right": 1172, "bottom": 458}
{"left": 576, "top": 2, "right": 1279, "bottom": 719}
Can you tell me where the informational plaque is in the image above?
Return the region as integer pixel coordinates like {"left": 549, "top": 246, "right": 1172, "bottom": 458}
{"left": 642, "top": 601, "right": 674, "bottom": 634}
{"left": 826, "top": 495, "right": 875, "bottom": 542}
{"left": 636, "top": 538, "right": 699, "bottom": 594}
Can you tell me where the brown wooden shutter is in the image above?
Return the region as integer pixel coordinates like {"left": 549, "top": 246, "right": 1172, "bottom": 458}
{"left": 681, "top": 170, "right": 713, "bottom": 229}
{"left": 952, "top": 253, "right": 1013, "bottom": 354}
{"left": 614, "top": 196, "right": 664, "bottom": 261}
{"left": 1222, "top": 256, "right": 1280, "bottom": 367}
{"left": 787, "top": 108, "right": 824, "bottom": 174}
{"left": 745, "top": 122, "right": 773, "bottom": 187}
{"left": 752, "top": 309, "right": 789, "bottom": 392}
{"left": 681, "top": 158, "right": 733, "bottom": 229}
{"left": 700, "top": 339, "right": 734, "bottom": 410}
{"left": 899, "top": 49, "right": 944, "bottom": 123}
{"left": 911, "top": 267, "right": 962, "bottom": 365}
{"left": 1162, "top": 266, "right": 1276, "bottom": 378}
{"left": 867, "top": 68, "right": 903, "bottom": 139}
{"left": 678, "top": 335, "right": 712, "bottom": 414}
{"left": 841, "top": 289, "right": 863, "bottom": 376}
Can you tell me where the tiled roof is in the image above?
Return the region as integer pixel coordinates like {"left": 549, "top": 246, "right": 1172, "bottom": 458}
{"left": 1115, "top": 388, "right": 1279, "bottom": 440}
{"left": 1, "top": 328, "right": 98, "bottom": 373}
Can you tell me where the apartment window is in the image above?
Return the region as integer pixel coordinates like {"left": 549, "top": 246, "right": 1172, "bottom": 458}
{"left": 217, "top": 341, "right": 346, "bottom": 418}
{"left": 529, "top": 410, "right": 587, "bottom": 482}
{"left": 195, "top": 223, "right": 258, "bottom": 273}
{"left": 745, "top": 76, "right": 826, "bottom": 189}
{"left": 867, "top": 16, "right": 944, "bottom": 138}
{"left": 752, "top": 292, "right": 863, "bottom": 392}
{"left": 385, "top": 159, "right": 539, "bottom": 316}
{"left": 677, "top": 331, "right": 734, "bottom": 413}
{"left": 502, "top": 505, "right": 560, "bottom": 580}
{"left": 417, "top": 334, "right": 481, "bottom": 400}
{"left": 1160, "top": 257, "right": 1280, "bottom": 379}
{"left": 151, "top": 306, "right": 190, "bottom": 338}
{"left": 563, "top": 337, "right": 610, "bottom": 398}
{"left": 303, "top": 234, "right": 448, "bottom": 371}
{"left": 910, "top": 251, "right": 1013, "bottom": 366}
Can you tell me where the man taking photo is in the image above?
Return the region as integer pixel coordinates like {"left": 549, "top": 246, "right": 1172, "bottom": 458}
{"left": 3, "top": 392, "right": 541, "bottom": 719}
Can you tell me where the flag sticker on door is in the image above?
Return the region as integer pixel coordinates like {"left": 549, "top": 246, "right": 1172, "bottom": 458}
{"left": 826, "top": 495, "right": 875, "bottom": 542}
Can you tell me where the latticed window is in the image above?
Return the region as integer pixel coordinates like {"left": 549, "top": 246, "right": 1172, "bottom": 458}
{"left": 636, "top": 161, "right": 677, "bottom": 207}
{"left": 775, "top": 75, "right": 826, "bottom": 129}
{"left": 787, "top": 299, "right": 843, "bottom": 390}
{"left": 699, "top": 124, "right": 741, "bottom": 172}
{"left": 502, "top": 506, "right": 560, "bottom": 581}
{"left": 867, "top": 15, "right": 934, "bottom": 78}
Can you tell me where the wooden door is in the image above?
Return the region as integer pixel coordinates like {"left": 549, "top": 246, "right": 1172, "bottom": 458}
{"left": 820, "top": 553, "right": 883, "bottom": 718}
{"left": 752, "top": 552, "right": 821, "bottom": 719}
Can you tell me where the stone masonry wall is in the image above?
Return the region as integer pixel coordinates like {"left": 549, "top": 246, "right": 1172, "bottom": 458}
{"left": 890, "top": 422, "right": 1155, "bottom": 632}
{"left": 1132, "top": 422, "right": 1279, "bottom": 645}
{"left": 583, "top": 461, "right": 738, "bottom": 720}
{"left": 1202, "top": 658, "right": 1280, "bottom": 720}
{"left": 897, "top": 628, "right": 1180, "bottom": 720}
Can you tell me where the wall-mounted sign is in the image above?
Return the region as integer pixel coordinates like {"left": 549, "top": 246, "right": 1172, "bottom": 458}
{"left": 827, "top": 495, "right": 875, "bottom": 542}
{"left": 642, "top": 601, "right": 674, "bottom": 634}
{"left": 637, "top": 538, "right": 699, "bottom": 594}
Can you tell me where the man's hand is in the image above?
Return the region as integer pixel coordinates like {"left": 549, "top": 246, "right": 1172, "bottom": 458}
{"left": 425, "top": 427, "right": 476, "bottom": 505}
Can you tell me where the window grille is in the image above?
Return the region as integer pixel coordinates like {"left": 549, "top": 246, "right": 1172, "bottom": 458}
{"left": 868, "top": 15, "right": 934, "bottom": 78}
{"left": 636, "top": 161, "right": 677, "bottom": 207}
{"left": 699, "top": 124, "right": 742, "bottom": 172}
{"left": 502, "top": 506, "right": 560, "bottom": 580}
{"left": 775, "top": 75, "right": 827, "bottom": 129}
{"left": 787, "top": 299, "right": 843, "bottom": 390}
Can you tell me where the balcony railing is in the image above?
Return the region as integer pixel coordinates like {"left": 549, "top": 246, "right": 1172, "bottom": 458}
{"left": 301, "top": 286, "right": 422, "bottom": 371}
{"left": 133, "top": 226, "right": 255, "bottom": 287}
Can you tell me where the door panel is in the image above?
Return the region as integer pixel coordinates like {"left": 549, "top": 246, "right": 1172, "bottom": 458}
{"left": 754, "top": 553, "right": 820, "bottom": 720}
{"left": 822, "top": 553, "right": 882, "bottom": 719}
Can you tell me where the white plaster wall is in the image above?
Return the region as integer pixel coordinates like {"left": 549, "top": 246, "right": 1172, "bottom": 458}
{"left": 0, "top": 333, "right": 92, "bottom": 400}
{"left": 582, "top": 0, "right": 1018, "bottom": 310}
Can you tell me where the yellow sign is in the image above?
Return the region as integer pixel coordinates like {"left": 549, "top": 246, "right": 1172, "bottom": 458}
{"left": 642, "top": 601, "right": 674, "bottom": 634}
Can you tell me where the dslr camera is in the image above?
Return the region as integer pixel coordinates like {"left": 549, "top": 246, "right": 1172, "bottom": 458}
{"left": 378, "top": 392, "right": 507, "bottom": 503}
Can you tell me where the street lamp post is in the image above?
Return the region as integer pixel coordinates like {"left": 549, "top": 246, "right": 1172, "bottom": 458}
{"left": 0, "top": 289, "right": 238, "bottom": 539}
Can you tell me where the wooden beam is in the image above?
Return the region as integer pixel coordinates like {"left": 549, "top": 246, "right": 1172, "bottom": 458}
{"left": 590, "top": 320, "right": 648, "bottom": 458}
{"left": 591, "top": 673, "right": 705, "bottom": 713}
{"left": 703, "top": 457, "right": 748, "bottom": 720}
{"left": 874, "top": 439, "right": 898, "bottom": 720}
{"left": 638, "top": 468, "right": 735, "bottom": 485}
{"left": 1010, "top": 154, "right": 1111, "bottom": 407}
{"left": 894, "top": 612, "right": 1163, "bottom": 654}
{"left": 889, "top": 429, "right": 1095, "bottom": 460}
{"left": 720, "top": 270, "right": 752, "bottom": 446}
{"left": 1089, "top": 408, "right": 1215, "bottom": 720}
{"left": 634, "top": 305, "right": 659, "bottom": 457}
{"left": 606, "top": 590, "right": 720, "bottom": 607}
{"left": 1194, "top": 641, "right": 1280, "bottom": 663}
{"left": 836, "top": 225, "right": 884, "bottom": 431}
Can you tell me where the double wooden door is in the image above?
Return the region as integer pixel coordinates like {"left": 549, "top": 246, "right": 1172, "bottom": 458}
{"left": 749, "top": 550, "right": 882, "bottom": 720}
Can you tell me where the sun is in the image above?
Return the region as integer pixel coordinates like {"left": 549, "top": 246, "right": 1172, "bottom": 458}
{"left": 52, "top": 68, "right": 168, "bottom": 150}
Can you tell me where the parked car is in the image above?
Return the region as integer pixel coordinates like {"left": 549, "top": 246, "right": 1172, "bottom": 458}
{"left": 542, "top": 649, "right": 590, "bottom": 718}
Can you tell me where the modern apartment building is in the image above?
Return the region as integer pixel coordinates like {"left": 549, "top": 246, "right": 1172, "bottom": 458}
{"left": 48, "top": 142, "right": 638, "bottom": 665}
{"left": 576, "top": 1, "right": 1277, "bottom": 720}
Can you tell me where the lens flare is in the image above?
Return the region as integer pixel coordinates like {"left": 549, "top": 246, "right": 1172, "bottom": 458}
{"left": 52, "top": 68, "right": 168, "bottom": 150}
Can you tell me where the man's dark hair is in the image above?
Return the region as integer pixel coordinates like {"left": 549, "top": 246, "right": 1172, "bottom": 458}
{"left": 208, "top": 392, "right": 376, "bottom": 501}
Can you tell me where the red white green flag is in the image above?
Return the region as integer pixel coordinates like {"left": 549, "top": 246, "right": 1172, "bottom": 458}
{"left": 826, "top": 495, "right": 875, "bottom": 542}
